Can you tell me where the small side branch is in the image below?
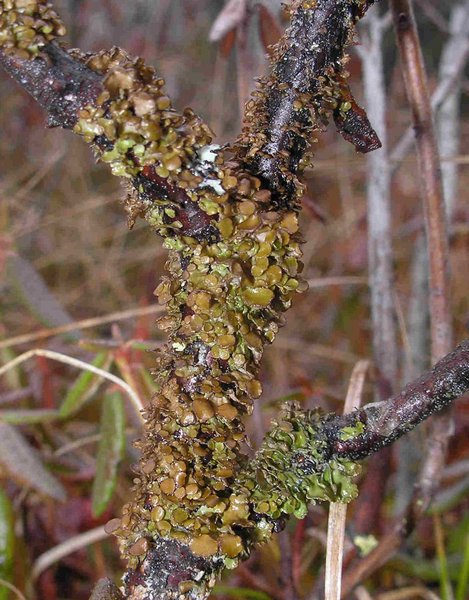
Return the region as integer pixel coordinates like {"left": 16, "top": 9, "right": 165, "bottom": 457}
{"left": 234, "top": 0, "right": 379, "bottom": 208}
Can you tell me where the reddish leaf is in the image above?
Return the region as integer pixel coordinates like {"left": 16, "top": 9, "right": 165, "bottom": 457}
{"left": 258, "top": 5, "right": 283, "bottom": 55}
{"left": 220, "top": 28, "right": 237, "bottom": 58}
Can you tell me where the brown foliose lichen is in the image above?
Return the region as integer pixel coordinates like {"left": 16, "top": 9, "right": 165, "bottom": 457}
{"left": 68, "top": 46, "right": 314, "bottom": 567}
{"left": 0, "top": 0, "right": 65, "bottom": 58}
{"left": 0, "top": 0, "right": 371, "bottom": 589}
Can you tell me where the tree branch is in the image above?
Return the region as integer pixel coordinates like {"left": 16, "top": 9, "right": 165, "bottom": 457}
{"left": 1, "top": 2, "right": 467, "bottom": 600}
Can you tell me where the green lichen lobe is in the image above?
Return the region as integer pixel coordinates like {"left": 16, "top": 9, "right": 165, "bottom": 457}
{"left": 237, "top": 407, "right": 361, "bottom": 527}
{"left": 0, "top": 0, "right": 66, "bottom": 57}
{"left": 339, "top": 419, "right": 365, "bottom": 441}
{"left": 73, "top": 47, "right": 213, "bottom": 183}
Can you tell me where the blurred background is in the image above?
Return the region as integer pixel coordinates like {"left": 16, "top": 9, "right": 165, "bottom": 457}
{"left": 0, "top": 1, "right": 469, "bottom": 599}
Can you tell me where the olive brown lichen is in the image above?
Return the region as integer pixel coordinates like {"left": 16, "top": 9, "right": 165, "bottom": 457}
{"left": 0, "top": 1, "right": 421, "bottom": 599}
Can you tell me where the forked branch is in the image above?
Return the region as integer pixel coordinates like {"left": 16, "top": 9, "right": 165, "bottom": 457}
{"left": 0, "top": 2, "right": 466, "bottom": 600}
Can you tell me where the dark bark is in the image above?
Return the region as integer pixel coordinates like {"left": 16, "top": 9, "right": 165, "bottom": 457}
{"left": 327, "top": 339, "right": 469, "bottom": 459}
{"left": 234, "top": 0, "right": 379, "bottom": 208}
{"left": 0, "top": 43, "right": 102, "bottom": 128}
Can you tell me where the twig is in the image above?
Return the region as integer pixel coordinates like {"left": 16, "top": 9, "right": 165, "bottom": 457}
{"left": 393, "top": 0, "right": 469, "bottom": 513}
{"left": 0, "top": 348, "right": 144, "bottom": 419}
{"left": 391, "top": 0, "right": 452, "bottom": 362}
{"left": 413, "top": 0, "right": 448, "bottom": 33}
{"left": 327, "top": 340, "right": 469, "bottom": 460}
{"left": 359, "top": 3, "right": 398, "bottom": 395}
{"left": 390, "top": 1, "right": 469, "bottom": 171}
{"left": 0, "top": 304, "right": 164, "bottom": 350}
{"left": 306, "top": 276, "right": 368, "bottom": 288}
{"left": 392, "top": 0, "right": 454, "bottom": 566}
{"left": 376, "top": 588, "right": 439, "bottom": 600}
{"left": 437, "top": 0, "right": 469, "bottom": 221}
{"left": 325, "top": 361, "right": 369, "bottom": 600}
{"left": 32, "top": 526, "right": 108, "bottom": 580}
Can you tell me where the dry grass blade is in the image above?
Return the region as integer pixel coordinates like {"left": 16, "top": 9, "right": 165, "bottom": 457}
{"left": 306, "top": 276, "right": 368, "bottom": 288}
{"left": 0, "top": 578, "right": 27, "bottom": 600}
{"left": 376, "top": 587, "right": 440, "bottom": 600}
{"left": 31, "top": 526, "right": 108, "bottom": 581}
{"left": 0, "top": 304, "right": 164, "bottom": 351}
{"left": 325, "top": 360, "right": 370, "bottom": 600}
{"left": 209, "top": 0, "right": 246, "bottom": 42}
{"left": 0, "top": 348, "right": 144, "bottom": 420}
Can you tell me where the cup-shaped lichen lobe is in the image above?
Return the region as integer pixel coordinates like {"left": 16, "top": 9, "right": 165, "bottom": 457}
{"left": 111, "top": 178, "right": 310, "bottom": 568}
{"left": 0, "top": 0, "right": 66, "bottom": 57}
{"left": 236, "top": 409, "right": 361, "bottom": 524}
{"left": 73, "top": 47, "right": 213, "bottom": 186}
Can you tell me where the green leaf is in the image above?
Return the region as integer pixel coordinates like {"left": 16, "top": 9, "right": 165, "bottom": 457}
{"left": 7, "top": 254, "right": 79, "bottom": 338}
{"left": 213, "top": 586, "right": 272, "bottom": 600}
{"left": 0, "top": 488, "right": 15, "bottom": 600}
{"left": 0, "top": 423, "right": 66, "bottom": 502}
{"left": 0, "top": 349, "right": 22, "bottom": 390}
{"left": 0, "top": 409, "right": 59, "bottom": 424}
{"left": 59, "top": 352, "right": 112, "bottom": 418}
{"left": 92, "top": 391, "right": 125, "bottom": 517}
{"left": 456, "top": 532, "right": 469, "bottom": 600}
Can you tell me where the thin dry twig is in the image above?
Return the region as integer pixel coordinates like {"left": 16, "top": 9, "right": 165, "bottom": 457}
{"left": 391, "top": 0, "right": 452, "bottom": 363}
{"left": 342, "top": 2, "right": 455, "bottom": 591}
{"left": 391, "top": 0, "right": 453, "bottom": 519}
{"left": 306, "top": 276, "right": 368, "bottom": 288}
{"left": 376, "top": 587, "right": 440, "bottom": 600}
{"left": 31, "top": 525, "right": 108, "bottom": 580}
{"left": 325, "top": 360, "right": 370, "bottom": 600}
{"left": 359, "top": 3, "right": 398, "bottom": 395}
{"left": 390, "top": 0, "right": 469, "bottom": 171}
{"left": 0, "top": 304, "right": 164, "bottom": 350}
{"left": 0, "top": 348, "right": 144, "bottom": 419}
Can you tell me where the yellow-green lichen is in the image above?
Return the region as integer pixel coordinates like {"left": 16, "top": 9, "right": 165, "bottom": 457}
{"left": 0, "top": 0, "right": 66, "bottom": 57}
{"left": 73, "top": 47, "right": 212, "bottom": 184}
{"left": 235, "top": 408, "right": 361, "bottom": 527}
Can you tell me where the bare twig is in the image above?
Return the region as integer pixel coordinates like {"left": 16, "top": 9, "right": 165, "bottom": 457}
{"left": 390, "top": 1, "right": 469, "bottom": 171}
{"left": 342, "top": 3, "right": 456, "bottom": 591}
{"left": 390, "top": 0, "right": 454, "bottom": 547}
{"left": 391, "top": 0, "right": 452, "bottom": 362}
{"left": 413, "top": 0, "right": 448, "bottom": 32}
{"left": 359, "top": 4, "right": 398, "bottom": 395}
{"left": 395, "top": 0, "right": 469, "bottom": 513}
{"left": 0, "top": 304, "right": 164, "bottom": 350}
{"left": 437, "top": 0, "right": 469, "bottom": 220}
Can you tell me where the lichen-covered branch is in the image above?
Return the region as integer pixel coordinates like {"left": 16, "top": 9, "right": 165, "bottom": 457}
{"left": 3, "top": 2, "right": 466, "bottom": 600}
{"left": 235, "top": 0, "right": 380, "bottom": 208}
